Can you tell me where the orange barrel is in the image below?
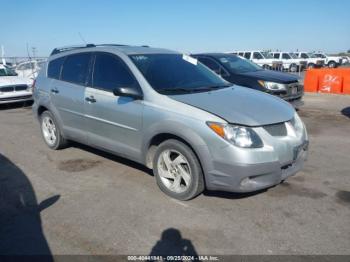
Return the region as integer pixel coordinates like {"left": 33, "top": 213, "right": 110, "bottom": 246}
{"left": 304, "top": 69, "right": 320, "bottom": 92}
{"left": 317, "top": 69, "right": 343, "bottom": 94}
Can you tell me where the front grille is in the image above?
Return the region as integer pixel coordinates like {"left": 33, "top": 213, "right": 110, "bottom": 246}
{"left": 0, "top": 86, "right": 15, "bottom": 93}
{"left": 15, "top": 85, "right": 28, "bottom": 91}
{"left": 0, "top": 85, "right": 28, "bottom": 92}
{"left": 263, "top": 122, "right": 287, "bottom": 136}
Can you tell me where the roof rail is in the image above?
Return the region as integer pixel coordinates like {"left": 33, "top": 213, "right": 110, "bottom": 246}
{"left": 50, "top": 44, "right": 96, "bottom": 56}
{"left": 50, "top": 43, "right": 149, "bottom": 56}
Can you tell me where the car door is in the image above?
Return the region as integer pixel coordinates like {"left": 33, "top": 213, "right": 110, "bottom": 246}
{"left": 84, "top": 52, "right": 143, "bottom": 161}
{"left": 49, "top": 52, "right": 92, "bottom": 142}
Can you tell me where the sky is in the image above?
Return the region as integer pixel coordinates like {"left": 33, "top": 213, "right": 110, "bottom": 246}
{"left": 1, "top": 0, "right": 350, "bottom": 57}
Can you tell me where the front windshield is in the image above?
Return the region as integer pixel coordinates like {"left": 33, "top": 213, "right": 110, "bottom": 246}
{"left": 261, "top": 52, "right": 273, "bottom": 59}
{"left": 308, "top": 53, "right": 317, "bottom": 58}
{"left": 130, "top": 54, "right": 230, "bottom": 94}
{"left": 217, "top": 55, "right": 261, "bottom": 73}
{"left": 0, "top": 66, "right": 17, "bottom": 76}
{"left": 289, "top": 53, "right": 298, "bottom": 59}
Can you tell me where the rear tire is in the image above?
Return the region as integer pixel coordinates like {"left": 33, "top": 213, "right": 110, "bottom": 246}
{"left": 40, "top": 111, "right": 68, "bottom": 150}
{"left": 307, "top": 63, "right": 315, "bottom": 69}
{"left": 153, "top": 139, "right": 204, "bottom": 200}
{"left": 289, "top": 63, "right": 298, "bottom": 72}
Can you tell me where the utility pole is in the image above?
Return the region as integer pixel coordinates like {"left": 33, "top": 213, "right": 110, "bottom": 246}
{"left": 32, "top": 47, "right": 37, "bottom": 59}
{"left": 1, "top": 45, "right": 5, "bottom": 65}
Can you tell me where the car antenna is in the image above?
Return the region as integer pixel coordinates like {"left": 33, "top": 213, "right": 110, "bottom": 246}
{"left": 78, "top": 32, "right": 87, "bottom": 45}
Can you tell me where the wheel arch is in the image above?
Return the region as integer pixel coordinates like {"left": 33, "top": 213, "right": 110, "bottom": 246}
{"left": 145, "top": 133, "right": 201, "bottom": 169}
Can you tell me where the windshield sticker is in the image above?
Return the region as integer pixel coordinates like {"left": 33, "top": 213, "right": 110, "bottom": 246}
{"left": 132, "top": 55, "right": 148, "bottom": 61}
{"left": 182, "top": 54, "right": 197, "bottom": 65}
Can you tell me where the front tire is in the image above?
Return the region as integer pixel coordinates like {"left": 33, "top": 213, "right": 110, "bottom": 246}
{"left": 40, "top": 111, "right": 68, "bottom": 150}
{"left": 153, "top": 139, "right": 204, "bottom": 200}
{"left": 328, "top": 61, "right": 336, "bottom": 68}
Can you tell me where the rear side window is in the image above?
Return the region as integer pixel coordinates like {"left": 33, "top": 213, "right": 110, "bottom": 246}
{"left": 282, "top": 53, "right": 290, "bottom": 59}
{"left": 48, "top": 57, "right": 65, "bottom": 79}
{"left": 253, "top": 52, "right": 263, "bottom": 59}
{"left": 301, "top": 53, "right": 308, "bottom": 59}
{"left": 197, "top": 57, "right": 221, "bottom": 72}
{"left": 93, "top": 53, "right": 138, "bottom": 92}
{"left": 273, "top": 53, "right": 280, "bottom": 59}
{"left": 244, "top": 52, "right": 251, "bottom": 59}
{"left": 61, "top": 53, "right": 91, "bottom": 85}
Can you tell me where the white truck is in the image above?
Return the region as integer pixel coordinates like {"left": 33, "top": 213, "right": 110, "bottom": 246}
{"left": 270, "top": 52, "right": 307, "bottom": 72}
{"left": 313, "top": 53, "right": 343, "bottom": 68}
{"left": 15, "top": 59, "right": 46, "bottom": 80}
{"left": 293, "top": 52, "right": 325, "bottom": 68}
{"left": 230, "top": 51, "right": 283, "bottom": 70}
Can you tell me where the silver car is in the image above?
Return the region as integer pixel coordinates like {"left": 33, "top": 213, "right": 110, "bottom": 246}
{"left": 33, "top": 44, "right": 308, "bottom": 200}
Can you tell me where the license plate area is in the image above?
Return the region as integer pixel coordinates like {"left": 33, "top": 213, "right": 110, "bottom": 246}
{"left": 291, "top": 87, "right": 298, "bottom": 95}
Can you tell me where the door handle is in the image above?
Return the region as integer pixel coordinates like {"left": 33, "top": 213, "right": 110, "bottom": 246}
{"left": 85, "top": 96, "right": 96, "bottom": 103}
{"left": 51, "top": 88, "right": 59, "bottom": 94}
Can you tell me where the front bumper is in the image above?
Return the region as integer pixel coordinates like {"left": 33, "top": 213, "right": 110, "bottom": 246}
{"left": 205, "top": 140, "right": 308, "bottom": 193}
{"left": 0, "top": 94, "right": 33, "bottom": 104}
{"left": 203, "top": 118, "right": 309, "bottom": 193}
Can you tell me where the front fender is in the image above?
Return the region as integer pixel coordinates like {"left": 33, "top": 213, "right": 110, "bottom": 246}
{"left": 141, "top": 119, "right": 214, "bottom": 174}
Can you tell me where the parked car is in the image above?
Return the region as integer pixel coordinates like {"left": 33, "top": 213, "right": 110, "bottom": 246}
{"left": 341, "top": 56, "right": 349, "bottom": 65}
{"left": 192, "top": 53, "right": 304, "bottom": 108}
{"left": 15, "top": 59, "right": 46, "bottom": 80}
{"left": 0, "top": 61, "right": 16, "bottom": 69}
{"left": 0, "top": 64, "right": 33, "bottom": 104}
{"left": 270, "top": 52, "right": 307, "bottom": 72}
{"left": 293, "top": 52, "right": 325, "bottom": 68}
{"left": 230, "top": 51, "right": 283, "bottom": 70}
{"left": 33, "top": 44, "right": 308, "bottom": 200}
{"left": 313, "top": 53, "right": 342, "bottom": 68}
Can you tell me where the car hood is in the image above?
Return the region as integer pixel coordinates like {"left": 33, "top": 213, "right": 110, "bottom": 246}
{"left": 237, "top": 69, "right": 298, "bottom": 84}
{"left": 0, "top": 76, "right": 32, "bottom": 87}
{"left": 170, "top": 86, "right": 294, "bottom": 126}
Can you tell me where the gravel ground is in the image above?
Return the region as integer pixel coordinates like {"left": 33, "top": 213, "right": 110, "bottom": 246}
{"left": 0, "top": 93, "right": 349, "bottom": 256}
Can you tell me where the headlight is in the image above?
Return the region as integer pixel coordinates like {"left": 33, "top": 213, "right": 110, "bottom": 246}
{"left": 258, "top": 80, "right": 287, "bottom": 91}
{"left": 291, "top": 112, "right": 304, "bottom": 136}
{"left": 207, "top": 122, "right": 263, "bottom": 148}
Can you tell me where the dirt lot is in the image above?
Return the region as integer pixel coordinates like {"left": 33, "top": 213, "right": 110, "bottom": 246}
{"left": 0, "top": 93, "right": 349, "bottom": 256}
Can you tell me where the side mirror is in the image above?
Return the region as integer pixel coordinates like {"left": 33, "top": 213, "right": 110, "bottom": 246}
{"left": 113, "top": 86, "right": 143, "bottom": 100}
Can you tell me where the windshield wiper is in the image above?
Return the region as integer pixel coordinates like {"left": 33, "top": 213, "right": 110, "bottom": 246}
{"left": 157, "top": 84, "right": 232, "bottom": 94}
{"left": 194, "top": 84, "right": 232, "bottom": 91}
{"left": 157, "top": 88, "right": 196, "bottom": 94}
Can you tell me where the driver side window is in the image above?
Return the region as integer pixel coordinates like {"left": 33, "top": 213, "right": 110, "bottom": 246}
{"left": 198, "top": 57, "right": 227, "bottom": 77}
{"left": 93, "top": 53, "right": 139, "bottom": 92}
